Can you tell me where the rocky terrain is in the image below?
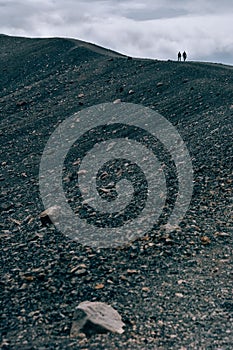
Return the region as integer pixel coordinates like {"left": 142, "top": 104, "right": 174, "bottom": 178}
{"left": 0, "top": 34, "right": 232, "bottom": 349}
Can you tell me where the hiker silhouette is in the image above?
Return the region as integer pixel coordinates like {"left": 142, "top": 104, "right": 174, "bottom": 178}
{"left": 178, "top": 51, "right": 181, "bottom": 61}
{"left": 183, "top": 51, "right": 187, "bottom": 61}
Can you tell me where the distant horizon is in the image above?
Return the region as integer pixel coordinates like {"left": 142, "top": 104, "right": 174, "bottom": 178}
{"left": 1, "top": 0, "right": 233, "bottom": 66}
{"left": 1, "top": 32, "right": 233, "bottom": 67}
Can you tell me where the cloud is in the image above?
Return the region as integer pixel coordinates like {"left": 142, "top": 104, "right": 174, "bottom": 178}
{"left": 0, "top": 0, "right": 233, "bottom": 64}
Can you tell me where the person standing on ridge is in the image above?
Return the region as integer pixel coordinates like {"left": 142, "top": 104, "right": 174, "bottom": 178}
{"left": 183, "top": 51, "right": 187, "bottom": 61}
{"left": 178, "top": 51, "right": 181, "bottom": 61}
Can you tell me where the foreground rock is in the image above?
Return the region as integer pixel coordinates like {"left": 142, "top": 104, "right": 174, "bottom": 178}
{"left": 39, "top": 205, "right": 61, "bottom": 226}
{"left": 70, "top": 301, "right": 125, "bottom": 337}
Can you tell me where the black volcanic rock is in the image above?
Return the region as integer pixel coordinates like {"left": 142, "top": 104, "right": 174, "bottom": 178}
{"left": 0, "top": 35, "right": 232, "bottom": 349}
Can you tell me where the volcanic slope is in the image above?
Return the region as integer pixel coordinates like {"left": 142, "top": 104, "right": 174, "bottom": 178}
{"left": 0, "top": 35, "right": 232, "bottom": 349}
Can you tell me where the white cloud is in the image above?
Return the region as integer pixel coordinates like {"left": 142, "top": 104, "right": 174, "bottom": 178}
{"left": 0, "top": 0, "right": 233, "bottom": 64}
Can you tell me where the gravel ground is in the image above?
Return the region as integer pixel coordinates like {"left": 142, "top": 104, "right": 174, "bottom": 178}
{"left": 0, "top": 35, "right": 232, "bottom": 349}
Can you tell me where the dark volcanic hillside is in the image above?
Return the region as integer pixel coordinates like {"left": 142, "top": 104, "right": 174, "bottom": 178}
{"left": 0, "top": 35, "right": 232, "bottom": 349}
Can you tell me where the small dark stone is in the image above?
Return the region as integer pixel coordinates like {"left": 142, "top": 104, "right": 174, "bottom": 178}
{"left": 16, "top": 100, "right": 27, "bottom": 107}
{"left": 0, "top": 202, "right": 14, "bottom": 211}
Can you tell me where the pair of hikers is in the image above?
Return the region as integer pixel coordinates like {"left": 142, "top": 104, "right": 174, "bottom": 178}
{"left": 178, "top": 51, "right": 187, "bottom": 61}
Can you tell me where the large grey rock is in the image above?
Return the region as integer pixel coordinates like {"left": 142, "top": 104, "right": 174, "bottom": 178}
{"left": 39, "top": 205, "right": 61, "bottom": 226}
{"left": 70, "top": 301, "right": 125, "bottom": 337}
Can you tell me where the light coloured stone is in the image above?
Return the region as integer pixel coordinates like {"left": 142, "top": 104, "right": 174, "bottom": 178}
{"left": 71, "top": 301, "right": 125, "bottom": 336}
{"left": 39, "top": 205, "right": 61, "bottom": 226}
{"left": 113, "top": 99, "right": 121, "bottom": 104}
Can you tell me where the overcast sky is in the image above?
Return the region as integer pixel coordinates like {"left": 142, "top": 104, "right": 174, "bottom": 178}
{"left": 1, "top": 0, "right": 233, "bottom": 65}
